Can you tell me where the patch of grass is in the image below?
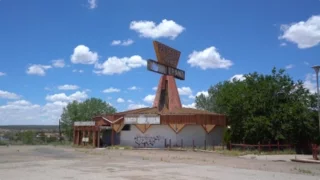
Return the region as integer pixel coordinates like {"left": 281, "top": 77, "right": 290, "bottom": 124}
{"left": 49, "top": 141, "right": 72, "bottom": 146}
{"left": 0, "top": 140, "right": 9, "bottom": 146}
{"left": 294, "top": 167, "right": 312, "bottom": 174}
{"left": 215, "top": 148, "right": 296, "bottom": 156}
{"left": 106, "top": 145, "right": 132, "bottom": 150}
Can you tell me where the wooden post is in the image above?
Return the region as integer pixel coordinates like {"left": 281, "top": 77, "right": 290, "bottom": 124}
{"left": 92, "top": 130, "right": 96, "bottom": 147}
{"left": 76, "top": 130, "right": 80, "bottom": 145}
{"left": 258, "top": 142, "right": 261, "bottom": 152}
{"left": 193, "top": 139, "right": 195, "bottom": 151}
{"left": 277, "top": 141, "right": 280, "bottom": 151}
{"left": 97, "top": 130, "right": 100, "bottom": 148}
{"left": 111, "top": 129, "right": 114, "bottom": 146}
{"left": 269, "top": 141, "right": 271, "bottom": 151}
{"left": 73, "top": 128, "right": 76, "bottom": 145}
{"left": 229, "top": 141, "right": 232, "bottom": 151}
{"left": 181, "top": 139, "right": 183, "bottom": 148}
{"left": 169, "top": 139, "right": 171, "bottom": 148}
{"left": 212, "top": 140, "right": 214, "bottom": 151}
{"left": 204, "top": 140, "right": 207, "bottom": 150}
{"left": 165, "top": 139, "right": 167, "bottom": 148}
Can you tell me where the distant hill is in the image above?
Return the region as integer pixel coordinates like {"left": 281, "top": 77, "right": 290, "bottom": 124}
{"left": 0, "top": 125, "right": 59, "bottom": 131}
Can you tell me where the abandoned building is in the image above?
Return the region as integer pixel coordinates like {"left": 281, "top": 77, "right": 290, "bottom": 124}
{"left": 73, "top": 41, "right": 227, "bottom": 148}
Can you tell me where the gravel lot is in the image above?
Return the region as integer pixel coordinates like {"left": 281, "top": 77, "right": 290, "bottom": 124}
{"left": 0, "top": 146, "right": 319, "bottom": 180}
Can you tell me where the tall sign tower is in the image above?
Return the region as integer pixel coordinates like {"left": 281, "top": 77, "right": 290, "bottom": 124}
{"left": 147, "top": 41, "right": 185, "bottom": 112}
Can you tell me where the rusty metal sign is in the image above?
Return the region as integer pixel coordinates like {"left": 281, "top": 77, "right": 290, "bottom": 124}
{"left": 153, "top": 41, "right": 181, "bottom": 68}
{"left": 147, "top": 59, "right": 185, "bottom": 80}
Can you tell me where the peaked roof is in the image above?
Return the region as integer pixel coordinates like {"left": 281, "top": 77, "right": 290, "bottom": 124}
{"left": 111, "top": 107, "right": 221, "bottom": 116}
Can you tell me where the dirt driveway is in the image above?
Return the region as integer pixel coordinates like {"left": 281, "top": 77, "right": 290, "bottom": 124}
{"left": 0, "top": 146, "right": 319, "bottom": 180}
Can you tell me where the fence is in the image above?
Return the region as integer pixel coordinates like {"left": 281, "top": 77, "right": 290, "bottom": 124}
{"left": 164, "top": 139, "right": 216, "bottom": 150}
{"left": 230, "top": 142, "right": 294, "bottom": 152}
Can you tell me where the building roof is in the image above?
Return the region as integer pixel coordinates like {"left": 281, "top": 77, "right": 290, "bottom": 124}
{"left": 91, "top": 107, "right": 227, "bottom": 126}
{"left": 112, "top": 107, "right": 220, "bottom": 116}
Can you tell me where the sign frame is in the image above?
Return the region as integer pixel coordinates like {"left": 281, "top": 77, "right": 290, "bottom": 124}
{"left": 74, "top": 121, "right": 95, "bottom": 126}
{"left": 147, "top": 59, "right": 185, "bottom": 80}
{"left": 124, "top": 114, "right": 160, "bottom": 125}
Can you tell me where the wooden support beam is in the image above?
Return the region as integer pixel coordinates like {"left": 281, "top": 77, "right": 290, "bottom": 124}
{"left": 97, "top": 130, "right": 100, "bottom": 148}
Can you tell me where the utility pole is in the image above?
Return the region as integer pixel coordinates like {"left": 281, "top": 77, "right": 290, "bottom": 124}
{"left": 312, "top": 65, "right": 320, "bottom": 135}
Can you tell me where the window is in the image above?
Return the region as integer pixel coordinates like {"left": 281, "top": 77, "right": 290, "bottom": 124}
{"left": 122, "top": 124, "right": 131, "bottom": 131}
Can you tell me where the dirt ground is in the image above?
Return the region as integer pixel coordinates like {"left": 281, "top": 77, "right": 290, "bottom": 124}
{"left": 0, "top": 146, "right": 319, "bottom": 180}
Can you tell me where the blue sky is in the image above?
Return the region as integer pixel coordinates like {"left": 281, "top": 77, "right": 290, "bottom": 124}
{"left": 0, "top": 0, "right": 319, "bottom": 125}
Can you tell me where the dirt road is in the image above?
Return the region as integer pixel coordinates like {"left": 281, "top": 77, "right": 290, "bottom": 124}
{"left": 0, "top": 146, "right": 319, "bottom": 180}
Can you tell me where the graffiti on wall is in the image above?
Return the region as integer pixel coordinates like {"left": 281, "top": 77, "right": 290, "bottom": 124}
{"left": 134, "top": 135, "right": 164, "bottom": 147}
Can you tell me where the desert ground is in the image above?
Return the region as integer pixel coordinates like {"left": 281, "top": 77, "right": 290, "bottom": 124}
{"left": 0, "top": 145, "right": 319, "bottom": 180}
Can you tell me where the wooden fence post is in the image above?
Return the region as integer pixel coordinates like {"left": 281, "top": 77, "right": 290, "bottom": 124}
{"left": 277, "top": 141, "right": 280, "bottom": 151}
{"left": 258, "top": 142, "right": 261, "bottom": 152}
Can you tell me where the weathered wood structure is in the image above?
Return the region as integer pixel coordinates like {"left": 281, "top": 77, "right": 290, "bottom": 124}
{"left": 73, "top": 41, "right": 227, "bottom": 148}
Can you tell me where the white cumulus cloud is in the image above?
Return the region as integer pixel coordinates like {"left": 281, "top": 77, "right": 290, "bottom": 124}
{"left": 127, "top": 99, "right": 133, "bottom": 103}
{"left": 72, "top": 69, "right": 84, "bottom": 73}
{"left": 187, "top": 46, "right": 233, "bottom": 70}
{"left": 102, "top": 87, "right": 121, "bottom": 93}
{"left": 58, "top": 84, "right": 79, "bottom": 90}
{"left": 88, "top": 0, "right": 97, "bottom": 9}
{"left": 71, "top": 45, "right": 98, "bottom": 64}
{"left": 304, "top": 73, "right": 317, "bottom": 93}
{"left": 178, "top": 87, "right": 193, "bottom": 96}
{"left": 128, "top": 103, "right": 147, "bottom": 110}
{"left": 94, "top": 55, "right": 146, "bottom": 75}
{"left": 285, "top": 64, "right": 294, "bottom": 69}
{"left": 111, "top": 39, "right": 134, "bottom": 46}
{"left": 26, "top": 64, "right": 52, "bottom": 76}
{"left": 152, "top": 86, "right": 157, "bottom": 91}
{"left": 52, "top": 59, "right": 65, "bottom": 68}
{"left": 230, "top": 74, "right": 246, "bottom": 82}
{"left": 183, "top": 103, "right": 196, "bottom": 109}
{"left": 0, "top": 72, "right": 6, "bottom": 76}
{"left": 130, "top": 19, "right": 185, "bottom": 40}
{"left": 128, "top": 86, "right": 139, "bottom": 90}
{"left": 143, "top": 94, "right": 155, "bottom": 104}
{"left": 0, "top": 90, "right": 20, "bottom": 99}
{"left": 117, "top": 98, "right": 125, "bottom": 103}
{"left": 0, "top": 100, "right": 67, "bottom": 125}
{"left": 45, "top": 91, "right": 88, "bottom": 102}
{"left": 279, "top": 15, "right": 320, "bottom": 49}
{"left": 196, "top": 91, "right": 209, "bottom": 97}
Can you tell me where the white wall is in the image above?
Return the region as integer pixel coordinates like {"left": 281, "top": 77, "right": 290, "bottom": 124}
{"left": 119, "top": 124, "right": 224, "bottom": 148}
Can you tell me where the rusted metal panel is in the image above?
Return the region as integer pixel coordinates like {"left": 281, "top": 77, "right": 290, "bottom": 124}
{"left": 153, "top": 41, "right": 181, "bottom": 68}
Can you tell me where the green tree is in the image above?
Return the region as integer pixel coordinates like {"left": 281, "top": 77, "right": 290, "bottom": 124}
{"left": 196, "top": 67, "right": 318, "bottom": 146}
{"left": 60, "top": 98, "right": 116, "bottom": 140}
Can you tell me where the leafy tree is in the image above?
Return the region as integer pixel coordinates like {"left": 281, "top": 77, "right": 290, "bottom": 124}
{"left": 60, "top": 98, "right": 116, "bottom": 140}
{"left": 196, "top": 67, "right": 318, "bottom": 147}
